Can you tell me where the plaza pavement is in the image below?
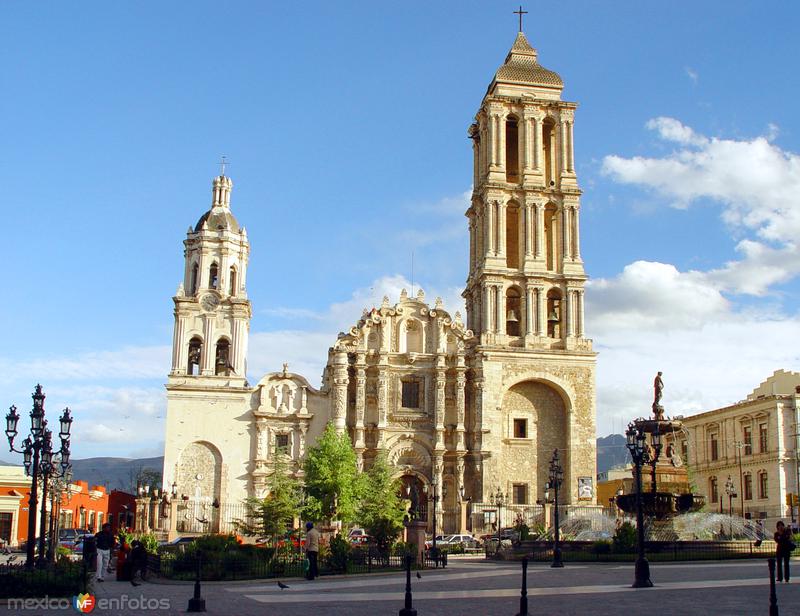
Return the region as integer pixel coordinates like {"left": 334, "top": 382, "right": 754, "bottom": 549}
{"left": 73, "top": 557, "right": 799, "bottom": 615}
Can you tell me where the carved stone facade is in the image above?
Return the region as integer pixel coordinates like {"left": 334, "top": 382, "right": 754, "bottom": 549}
{"left": 161, "top": 30, "right": 597, "bottom": 534}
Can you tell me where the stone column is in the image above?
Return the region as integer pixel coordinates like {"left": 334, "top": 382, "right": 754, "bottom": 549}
{"left": 434, "top": 360, "right": 446, "bottom": 452}
{"left": 535, "top": 202, "right": 545, "bottom": 259}
{"left": 520, "top": 114, "right": 530, "bottom": 172}
{"left": 536, "top": 286, "right": 547, "bottom": 336}
{"left": 483, "top": 283, "right": 493, "bottom": 335}
{"left": 577, "top": 290, "right": 585, "bottom": 338}
{"left": 377, "top": 358, "right": 388, "bottom": 446}
{"left": 485, "top": 200, "right": 494, "bottom": 256}
{"left": 354, "top": 352, "right": 366, "bottom": 449}
{"left": 524, "top": 202, "right": 533, "bottom": 257}
{"left": 433, "top": 456, "right": 444, "bottom": 535}
{"left": 534, "top": 115, "right": 543, "bottom": 172}
{"left": 498, "top": 114, "right": 506, "bottom": 172}
{"left": 573, "top": 206, "right": 582, "bottom": 260}
{"left": 457, "top": 458, "right": 468, "bottom": 533}
{"left": 525, "top": 285, "right": 535, "bottom": 337}
{"left": 456, "top": 363, "right": 466, "bottom": 451}
{"left": 562, "top": 206, "right": 571, "bottom": 264}
{"left": 201, "top": 316, "right": 214, "bottom": 375}
{"left": 487, "top": 113, "right": 497, "bottom": 169}
{"left": 473, "top": 380, "right": 484, "bottom": 452}
{"left": 559, "top": 121, "right": 568, "bottom": 178}
{"left": 565, "top": 289, "right": 575, "bottom": 338}
{"left": 568, "top": 121, "right": 575, "bottom": 173}
{"left": 171, "top": 314, "right": 187, "bottom": 374}
{"left": 332, "top": 349, "right": 349, "bottom": 433}
{"left": 497, "top": 200, "right": 506, "bottom": 261}
{"left": 472, "top": 138, "right": 479, "bottom": 187}
{"left": 495, "top": 284, "right": 503, "bottom": 335}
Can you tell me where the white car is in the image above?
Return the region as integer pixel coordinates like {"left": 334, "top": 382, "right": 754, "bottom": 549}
{"left": 441, "top": 534, "right": 478, "bottom": 548}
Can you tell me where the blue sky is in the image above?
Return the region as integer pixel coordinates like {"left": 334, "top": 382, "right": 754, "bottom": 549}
{"left": 2, "top": 1, "right": 799, "bottom": 459}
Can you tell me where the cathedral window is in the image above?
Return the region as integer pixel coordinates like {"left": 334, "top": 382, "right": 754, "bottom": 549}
{"left": 506, "top": 202, "right": 520, "bottom": 269}
{"left": 513, "top": 418, "right": 528, "bottom": 439}
{"left": 401, "top": 380, "right": 421, "bottom": 409}
{"left": 544, "top": 204, "right": 558, "bottom": 271}
{"left": 744, "top": 473, "right": 753, "bottom": 500}
{"left": 759, "top": 423, "right": 768, "bottom": 453}
{"left": 209, "top": 263, "right": 218, "bottom": 289}
{"left": 228, "top": 267, "right": 237, "bottom": 296}
{"left": 710, "top": 433, "right": 719, "bottom": 461}
{"left": 275, "top": 433, "right": 290, "bottom": 455}
{"left": 512, "top": 483, "right": 528, "bottom": 505}
{"left": 187, "top": 337, "right": 203, "bottom": 375}
{"left": 709, "top": 476, "right": 718, "bottom": 504}
{"left": 505, "top": 288, "right": 522, "bottom": 337}
{"left": 546, "top": 290, "right": 561, "bottom": 338}
{"left": 758, "top": 471, "right": 768, "bottom": 499}
{"left": 542, "top": 118, "right": 555, "bottom": 186}
{"left": 505, "top": 116, "right": 519, "bottom": 182}
{"left": 190, "top": 263, "right": 199, "bottom": 295}
{"left": 215, "top": 339, "right": 230, "bottom": 376}
{"left": 404, "top": 319, "right": 423, "bottom": 354}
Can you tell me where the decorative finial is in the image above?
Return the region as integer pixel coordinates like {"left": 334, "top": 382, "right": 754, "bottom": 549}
{"left": 282, "top": 363, "right": 289, "bottom": 377}
{"left": 219, "top": 155, "right": 228, "bottom": 177}
{"left": 513, "top": 5, "right": 528, "bottom": 33}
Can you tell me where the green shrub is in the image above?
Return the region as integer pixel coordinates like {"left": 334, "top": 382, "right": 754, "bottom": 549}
{"left": 612, "top": 522, "right": 637, "bottom": 554}
{"left": 327, "top": 535, "right": 351, "bottom": 572}
{"left": 591, "top": 540, "right": 612, "bottom": 555}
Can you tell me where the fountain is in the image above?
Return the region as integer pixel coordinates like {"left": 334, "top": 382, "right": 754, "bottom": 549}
{"left": 615, "top": 372, "right": 704, "bottom": 522}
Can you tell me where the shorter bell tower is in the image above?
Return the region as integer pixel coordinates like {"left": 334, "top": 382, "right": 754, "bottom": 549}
{"left": 169, "top": 173, "right": 251, "bottom": 385}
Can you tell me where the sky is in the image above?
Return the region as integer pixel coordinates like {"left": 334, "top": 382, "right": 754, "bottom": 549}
{"left": 2, "top": 1, "right": 800, "bottom": 460}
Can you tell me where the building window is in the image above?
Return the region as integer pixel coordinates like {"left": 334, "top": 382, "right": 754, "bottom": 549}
{"left": 759, "top": 472, "right": 768, "bottom": 499}
{"left": 710, "top": 434, "right": 719, "bottom": 461}
{"left": 512, "top": 483, "right": 528, "bottom": 505}
{"left": 506, "top": 203, "right": 520, "bottom": 269}
{"left": 215, "top": 339, "right": 230, "bottom": 376}
{"left": 513, "top": 418, "right": 528, "bottom": 439}
{"left": 0, "top": 512, "right": 11, "bottom": 544}
{"left": 505, "top": 116, "right": 520, "bottom": 182}
{"left": 209, "top": 263, "right": 219, "bottom": 289}
{"left": 709, "top": 477, "right": 718, "bottom": 504}
{"left": 187, "top": 337, "right": 203, "bottom": 375}
{"left": 505, "top": 287, "right": 522, "bottom": 336}
{"left": 544, "top": 204, "right": 558, "bottom": 271}
{"left": 743, "top": 425, "right": 753, "bottom": 455}
{"left": 190, "top": 263, "right": 199, "bottom": 295}
{"left": 759, "top": 423, "right": 768, "bottom": 453}
{"left": 744, "top": 474, "right": 753, "bottom": 500}
{"left": 275, "top": 434, "right": 290, "bottom": 454}
{"left": 229, "top": 267, "right": 237, "bottom": 296}
{"left": 401, "top": 381, "right": 420, "bottom": 408}
{"left": 546, "top": 289, "right": 561, "bottom": 338}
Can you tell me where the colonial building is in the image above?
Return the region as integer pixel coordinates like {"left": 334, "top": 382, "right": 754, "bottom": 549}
{"left": 669, "top": 370, "right": 800, "bottom": 527}
{"left": 161, "top": 29, "right": 597, "bottom": 535}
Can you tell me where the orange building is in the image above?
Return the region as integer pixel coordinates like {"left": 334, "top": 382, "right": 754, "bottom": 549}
{"left": 0, "top": 464, "right": 33, "bottom": 547}
{"left": 58, "top": 480, "right": 109, "bottom": 532}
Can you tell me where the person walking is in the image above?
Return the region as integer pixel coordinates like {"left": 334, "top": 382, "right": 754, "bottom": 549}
{"left": 774, "top": 520, "right": 795, "bottom": 583}
{"left": 305, "top": 522, "right": 320, "bottom": 580}
{"left": 94, "top": 523, "right": 116, "bottom": 582}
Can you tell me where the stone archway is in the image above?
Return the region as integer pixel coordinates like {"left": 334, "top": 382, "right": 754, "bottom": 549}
{"left": 501, "top": 380, "right": 568, "bottom": 504}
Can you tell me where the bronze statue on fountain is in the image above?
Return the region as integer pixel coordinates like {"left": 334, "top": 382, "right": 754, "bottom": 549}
{"left": 616, "top": 372, "right": 705, "bottom": 520}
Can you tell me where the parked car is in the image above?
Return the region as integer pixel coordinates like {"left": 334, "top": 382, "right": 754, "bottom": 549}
{"left": 424, "top": 535, "right": 446, "bottom": 550}
{"left": 349, "top": 534, "right": 372, "bottom": 546}
{"left": 348, "top": 528, "right": 367, "bottom": 539}
{"left": 440, "top": 534, "right": 479, "bottom": 548}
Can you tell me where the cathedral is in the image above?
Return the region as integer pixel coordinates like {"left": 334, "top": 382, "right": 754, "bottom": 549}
{"left": 161, "top": 29, "right": 597, "bottom": 535}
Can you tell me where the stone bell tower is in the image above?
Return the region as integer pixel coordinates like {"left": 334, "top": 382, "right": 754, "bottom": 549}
{"left": 463, "top": 30, "right": 597, "bottom": 505}
{"left": 168, "top": 173, "right": 251, "bottom": 383}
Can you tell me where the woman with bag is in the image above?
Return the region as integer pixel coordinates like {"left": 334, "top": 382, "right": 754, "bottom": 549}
{"left": 774, "top": 520, "right": 795, "bottom": 582}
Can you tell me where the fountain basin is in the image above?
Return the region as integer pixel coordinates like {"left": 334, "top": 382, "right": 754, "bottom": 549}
{"left": 616, "top": 492, "right": 705, "bottom": 519}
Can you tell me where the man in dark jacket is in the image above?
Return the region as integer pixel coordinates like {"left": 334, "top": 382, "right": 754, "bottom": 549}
{"left": 94, "top": 523, "right": 115, "bottom": 582}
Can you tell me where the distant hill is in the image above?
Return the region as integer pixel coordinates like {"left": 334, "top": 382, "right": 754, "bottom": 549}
{"left": 67, "top": 456, "right": 164, "bottom": 493}
{"left": 597, "top": 434, "right": 629, "bottom": 474}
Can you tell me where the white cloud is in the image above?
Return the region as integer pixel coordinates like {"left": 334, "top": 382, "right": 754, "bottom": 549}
{"left": 602, "top": 117, "right": 800, "bottom": 295}
{"left": 685, "top": 67, "right": 699, "bottom": 85}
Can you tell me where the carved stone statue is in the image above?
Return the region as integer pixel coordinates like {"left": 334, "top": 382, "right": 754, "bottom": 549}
{"left": 652, "top": 371, "right": 664, "bottom": 420}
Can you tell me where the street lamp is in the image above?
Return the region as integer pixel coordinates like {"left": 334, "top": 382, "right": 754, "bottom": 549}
{"left": 423, "top": 481, "right": 447, "bottom": 565}
{"left": 626, "top": 421, "right": 653, "bottom": 588}
{"left": 5, "top": 386, "right": 73, "bottom": 569}
{"left": 547, "top": 449, "right": 564, "bottom": 568}
{"left": 489, "top": 487, "right": 507, "bottom": 531}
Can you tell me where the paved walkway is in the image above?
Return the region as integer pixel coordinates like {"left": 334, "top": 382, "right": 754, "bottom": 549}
{"left": 78, "top": 558, "right": 798, "bottom": 615}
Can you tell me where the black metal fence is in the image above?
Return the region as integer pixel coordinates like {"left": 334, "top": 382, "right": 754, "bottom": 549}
{"left": 0, "top": 561, "right": 88, "bottom": 599}
{"left": 497, "top": 540, "right": 798, "bottom": 563}
{"left": 152, "top": 548, "right": 441, "bottom": 582}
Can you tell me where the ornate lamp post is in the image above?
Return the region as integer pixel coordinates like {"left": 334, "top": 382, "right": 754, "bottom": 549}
{"left": 423, "top": 481, "right": 447, "bottom": 563}
{"left": 546, "top": 449, "right": 564, "bottom": 568}
{"left": 724, "top": 475, "right": 736, "bottom": 517}
{"left": 5, "top": 385, "right": 73, "bottom": 569}
{"left": 489, "top": 487, "right": 507, "bottom": 532}
{"left": 626, "top": 421, "right": 653, "bottom": 588}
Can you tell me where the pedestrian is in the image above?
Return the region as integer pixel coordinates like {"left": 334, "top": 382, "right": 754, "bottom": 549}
{"left": 774, "top": 520, "right": 795, "bottom": 583}
{"left": 305, "top": 522, "right": 320, "bottom": 580}
{"left": 94, "top": 523, "right": 116, "bottom": 583}
{"left": 127, "top": 540, "right": 149, "bottom": 586}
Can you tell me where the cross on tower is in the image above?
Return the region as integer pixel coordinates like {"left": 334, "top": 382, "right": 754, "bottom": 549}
{"left": 219, "top": 155, "right": 228, "bottom": 177}
{"left": 513, "top": 5, "right": 528, "bottom": 33}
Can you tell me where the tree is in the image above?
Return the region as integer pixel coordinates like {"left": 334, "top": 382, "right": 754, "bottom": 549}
{"left": 303, "top": 422, "right": 362, "bottom": 524}
{"left": 235, "top": 455, "right": 301, "bottom": 541}
{"left": 128, "top": 466, "right": 162, "bottom": 494}
{"left": 358, "top": 451, "right": 406, "bottom": 552}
